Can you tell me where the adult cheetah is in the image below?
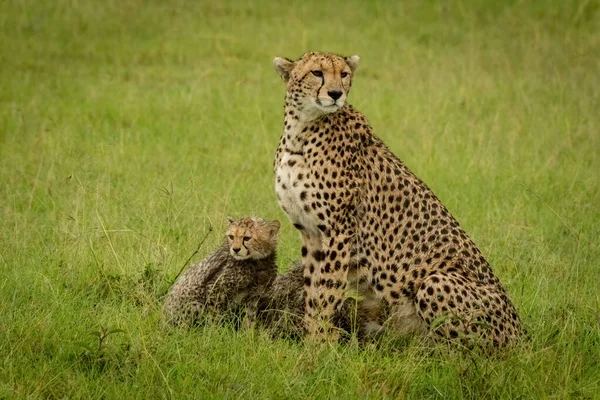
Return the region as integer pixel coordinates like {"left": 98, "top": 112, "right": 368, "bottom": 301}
{"left": 163, "top": 217, "right": 279, "bottom": 327}
{"left": 272, "top": 52, "right": 524, "bottom": 346}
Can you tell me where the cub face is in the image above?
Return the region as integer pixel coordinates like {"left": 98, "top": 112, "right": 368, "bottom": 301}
{"left": 273, "top": 52, "right": 360, "bottom": 120}
{"left": 225, "top": 217, "right": 280, "bottom": 260}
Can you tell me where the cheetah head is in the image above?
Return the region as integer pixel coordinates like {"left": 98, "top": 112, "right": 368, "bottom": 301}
{"left": 273, "top": 52, "right": 359, "bottom": 121}
{"left": 225, "top": 217, "right": 280, "bottom": 261}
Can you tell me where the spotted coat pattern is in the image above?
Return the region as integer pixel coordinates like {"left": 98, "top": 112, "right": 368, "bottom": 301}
{"left": 258, "top": 261, "right": 387, "bottom": 339}
{"left": 272, "top": 52, "right": 524, "bottom": 345}
{"left": 163, "top": 217, "right": 279, "bottom": 327}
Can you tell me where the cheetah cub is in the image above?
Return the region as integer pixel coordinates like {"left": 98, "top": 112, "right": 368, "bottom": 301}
{"left": 163, "top": 217, "right": 279, "bottom": 327}
{"left": 272, "top": 52, "right": 524, "bottom": 346}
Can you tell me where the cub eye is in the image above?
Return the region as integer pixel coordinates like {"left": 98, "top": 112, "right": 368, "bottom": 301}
{"left": 311, "top": 70, "right": 323, "bottom": 77}
{"left": 243, "top": 236, "right": 251, "bottom": 241}
{"left": 227, "top": 235, "right": 234, "bottom": 240}
{"left": 341, "top": 72, "right": 349, "bottom": 78}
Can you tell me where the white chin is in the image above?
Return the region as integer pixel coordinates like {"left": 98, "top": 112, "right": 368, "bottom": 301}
{"left": 231, "top": 252, "right": 249, "bottom": 260}
{"left": 318, "top": 103, "right": 341, "bottom": 113}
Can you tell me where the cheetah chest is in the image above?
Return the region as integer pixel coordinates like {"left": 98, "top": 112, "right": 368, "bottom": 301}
{"left": 275, "top": 152, "right": 320, "bottom": 236}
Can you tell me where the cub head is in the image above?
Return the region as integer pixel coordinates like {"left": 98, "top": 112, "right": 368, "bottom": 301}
{"left": 225, "top": 217, "right": 280, "bottom": 260}
{"left": 273, "top": 52, "right": 359, "bottom": 121}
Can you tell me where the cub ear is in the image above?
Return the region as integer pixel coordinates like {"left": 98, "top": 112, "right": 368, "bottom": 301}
{"left": 226, "top": 216, "right": 235, "bottom": 224}
{"left": 345, "top": 55, "right": 360, "bottom": 73}
{"left": 273, "top": 57, "right": 294, "bottom": 82}
{"left": 267, "top": 220, "right": 281, "bottom": 236}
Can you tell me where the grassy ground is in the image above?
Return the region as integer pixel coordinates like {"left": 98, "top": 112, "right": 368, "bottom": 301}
{"left": 1, "top": 0, "right": 599, "bottom": 398}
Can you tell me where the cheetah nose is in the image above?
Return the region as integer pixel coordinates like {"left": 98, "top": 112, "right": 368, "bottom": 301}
{"left": 232, "top": 247, "right": 241, "bottom": 253}
{"left": 328, "top": 90, "right": 343, "bottom": 101}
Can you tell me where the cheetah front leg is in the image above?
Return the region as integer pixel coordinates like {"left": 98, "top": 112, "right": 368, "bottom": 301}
{"left": 301, "top": 233, "right": 326, "bottom": 337}
{"left": 242, "top": 298, "right": 259, "bottom": 330}
{"left": 302, "top": 230, "right": 352, "bottom": 341}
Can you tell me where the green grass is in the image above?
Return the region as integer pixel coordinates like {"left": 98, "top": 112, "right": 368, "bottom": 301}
{"left": 1, "top": 0, "right": 599, "bottom": 398}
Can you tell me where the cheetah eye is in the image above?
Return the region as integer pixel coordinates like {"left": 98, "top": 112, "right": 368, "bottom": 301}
{"left": 243, "top": 236, "right": 251, "bottom": 242}
{"left": 227, "top": 235, "right": 234, "bottom": 240}
{"left": 311, "top": 70, "right": 323, "bottom": 77}
{"left": 341, "top": 72, "right": 349, "bottom": 78}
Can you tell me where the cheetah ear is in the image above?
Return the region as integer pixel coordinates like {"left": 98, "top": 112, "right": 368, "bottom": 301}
{"left": 226, "top": 216, "right": 235, "bottom": 224}
{"left": 345, "top": 55, "right": 360, "bottom": 73}
{"left": 273, "top": 57, "right": 294, "bottom": 82}
{"left": 266, "top": 220, "right": 280, "bottom": 236}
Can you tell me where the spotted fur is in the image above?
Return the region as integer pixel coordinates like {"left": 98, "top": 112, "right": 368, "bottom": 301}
{"left": 163, "top": 217, "right": 279, "bottom": 327}
{"left": 258, "top": 261, "right": 387, "bottom": 339}
{"left": 272, "top": 52, "right": 524, "bottom": 346}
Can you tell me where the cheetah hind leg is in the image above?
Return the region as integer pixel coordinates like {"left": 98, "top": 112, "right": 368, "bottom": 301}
{"left": 415, "top": 272, "right": 522, "bottom": 347}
